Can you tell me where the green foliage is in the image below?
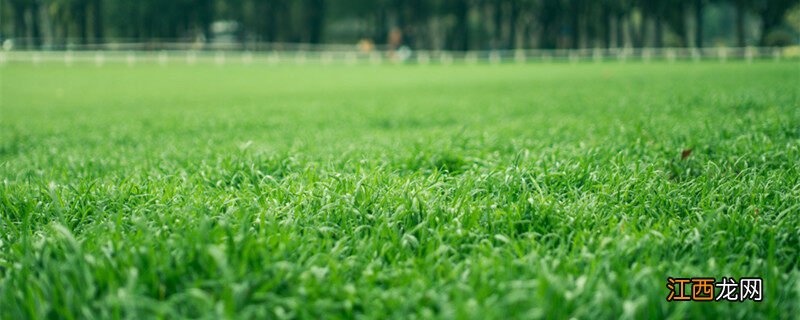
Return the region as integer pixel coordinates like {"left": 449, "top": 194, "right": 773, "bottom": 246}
{"left": 0, "top": 62, "right": 799, "bottom": 319}
{"left": 2, "top": 0, "right": 799, "bottom": 49}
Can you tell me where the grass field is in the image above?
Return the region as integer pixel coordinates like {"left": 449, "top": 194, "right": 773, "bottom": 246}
{"left": 1, "top": 61, "right": 799, "bottom": 319}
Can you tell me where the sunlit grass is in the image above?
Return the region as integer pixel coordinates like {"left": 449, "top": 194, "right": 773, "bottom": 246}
{"left": 1, "top": 62, "right": 799, "bottom": 319}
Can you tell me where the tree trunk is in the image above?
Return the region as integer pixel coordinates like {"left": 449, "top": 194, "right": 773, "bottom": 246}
{"left": 262, "top": 2, "right": 275, "bottom": 42}
{"left": 12, "top": 3, "right": 26, "bottom": 40}
{"left": 628, "top": 14, "right": 640, "bottom": 48}
{"left": 77, "top": 3, "right": 88, "bottom": 44}
{"left": 454, "top": 0, "right": 469, "bottom": 51}
{"left": 493, "top": 1, "right": 502, "bottom": 49}
{"left": 638, "top": 12, "right": 647, "bottom": 48}
{"left": 571, "top": 1, "right": 580, "bottom": 49}
{"left": 694, "top": 0, "right": 703, "bottom": 48}
{"left": 616, "top": 14, "right": 624, "bottom": 48}
{"left": 508, "top": 0, "right": 518, "bottom": 49}
{"left": 627, "top": 14, "right": 640, "bottom": 48}
{"left": 604, "top": 6, "right": 612, "bottom": 49}
{"left": 735, "top": 1, "right": 745, "bottom": 47}
{"left": 537, "top": 0, "right": 558, "bottom": 49}
{"left": 654, "top": 15, "right": 663, "bottom": 48}
{"left": 674, "top": 5, "right": 688, "bottom": 47}
{"left": 93, "top": 0, "right": 103, "bottom": 43}
{"left": 305, "top": 0, "right": 325, "bottom": 43}
{"left": 29, "top": 2, "right": 42, "bottom": 47}
{"left": 375, "top": 7, "right": 387, "bottom": 44}
{"left": 37, "top": 0, "right": 54, "bottom": 47}
{"left": 759, "top": 19, "right": 775, "bottom": 46}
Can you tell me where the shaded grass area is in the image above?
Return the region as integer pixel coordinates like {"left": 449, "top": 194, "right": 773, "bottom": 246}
{"left": 1, "top": 62, "right": 799, "bottom": 319}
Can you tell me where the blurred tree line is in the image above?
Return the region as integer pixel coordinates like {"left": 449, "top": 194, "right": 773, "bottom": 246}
{"left": 1, "top": 0, "right": 799, "bottom": 50}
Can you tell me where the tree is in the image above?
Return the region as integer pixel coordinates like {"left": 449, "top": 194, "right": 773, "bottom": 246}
{"left": 694, "top": 0, "right": 705, "bottom": 47}
{"left": 2, "top": 0, "right": 798, "bottom": 50}
{"left": 752, "top": 0, "right": 800, "bottom": 45}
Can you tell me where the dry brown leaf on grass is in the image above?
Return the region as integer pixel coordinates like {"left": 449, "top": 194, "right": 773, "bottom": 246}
{"left": 681, "top": 149, "right": 693, "bottom": 160}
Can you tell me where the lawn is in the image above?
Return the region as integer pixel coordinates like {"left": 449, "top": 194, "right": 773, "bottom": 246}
{"left": 1, "top": 61, "right": 799, "bottom": 319}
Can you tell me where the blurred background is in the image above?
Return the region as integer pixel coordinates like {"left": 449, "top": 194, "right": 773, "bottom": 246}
{"left": 1, "top": 0, "right": 799, "bottom": 51}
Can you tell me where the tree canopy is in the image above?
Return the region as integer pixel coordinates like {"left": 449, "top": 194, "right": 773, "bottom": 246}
{"left": 1, "top": 0, "right": 798, "bottom": 49}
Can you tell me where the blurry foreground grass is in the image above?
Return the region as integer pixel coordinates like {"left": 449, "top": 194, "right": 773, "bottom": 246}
{"left": 1, "top": 62, "right": 799, "bottom": 318}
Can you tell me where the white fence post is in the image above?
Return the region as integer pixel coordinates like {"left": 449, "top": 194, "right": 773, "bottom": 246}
{"left": 745, "top": 47, "right": 754, "bottom": 64}
{"left": 186, "top": 51, "right": 197, "bottom": 65}
{"left": 466, "top": 52, "right": 478, "bottom": 64}
{"left": 642, "top": 48, "right": 652, "bottom": 63}
{"left": 515, "top": 50, "right": 526, "bottom": 64}
{"left": 158, "top": 51, "right": 168, "bottom": 66}
{"left": 489, "top": 51, "right": 501, "bottom": 64}
{"left": 64, "top": 51, "right": 73, "bottom": 66}
{"left": 94, "top": 51, "right": 105, "bottom": 67}
{"left": 416, "top": 51, "right": 429, "bottom": 65}
{"left": 346, "top": 52, "right": 357, "bottom": 65}
{"left": 371, "top": 52, "right": 383, "bottom": 65}
{"left": 126, "top": 52, "right": 136, "bottom": 67}
{"left": 215, "top": 51, "right": 226, "bottom": 66}
{"left": 268, "top": 51, "right": 280, "bottom": 64}
{"left": 617, "top": 49, "right": 626, "bottom": 63}
{"left": 294, "top": 51, "right": 306, "bottom": 65}
{"left": 666, "top": 49, "right": 676, "bottom": 63}
{"left": 242, "top": 51, "right": 253, "bottom": 65}
{"left": 440, "top": 52, "right": 453, "bottom": 65}
{"left": 691, "top": 48, "right": 701, "bottom": 63}
{"left": 321, "top": 52, "right": 333, "bottom": 65}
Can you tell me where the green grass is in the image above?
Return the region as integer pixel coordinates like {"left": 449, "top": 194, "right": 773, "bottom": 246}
{"left": 1, "top": 61, "right": 799, "bottom": 319}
